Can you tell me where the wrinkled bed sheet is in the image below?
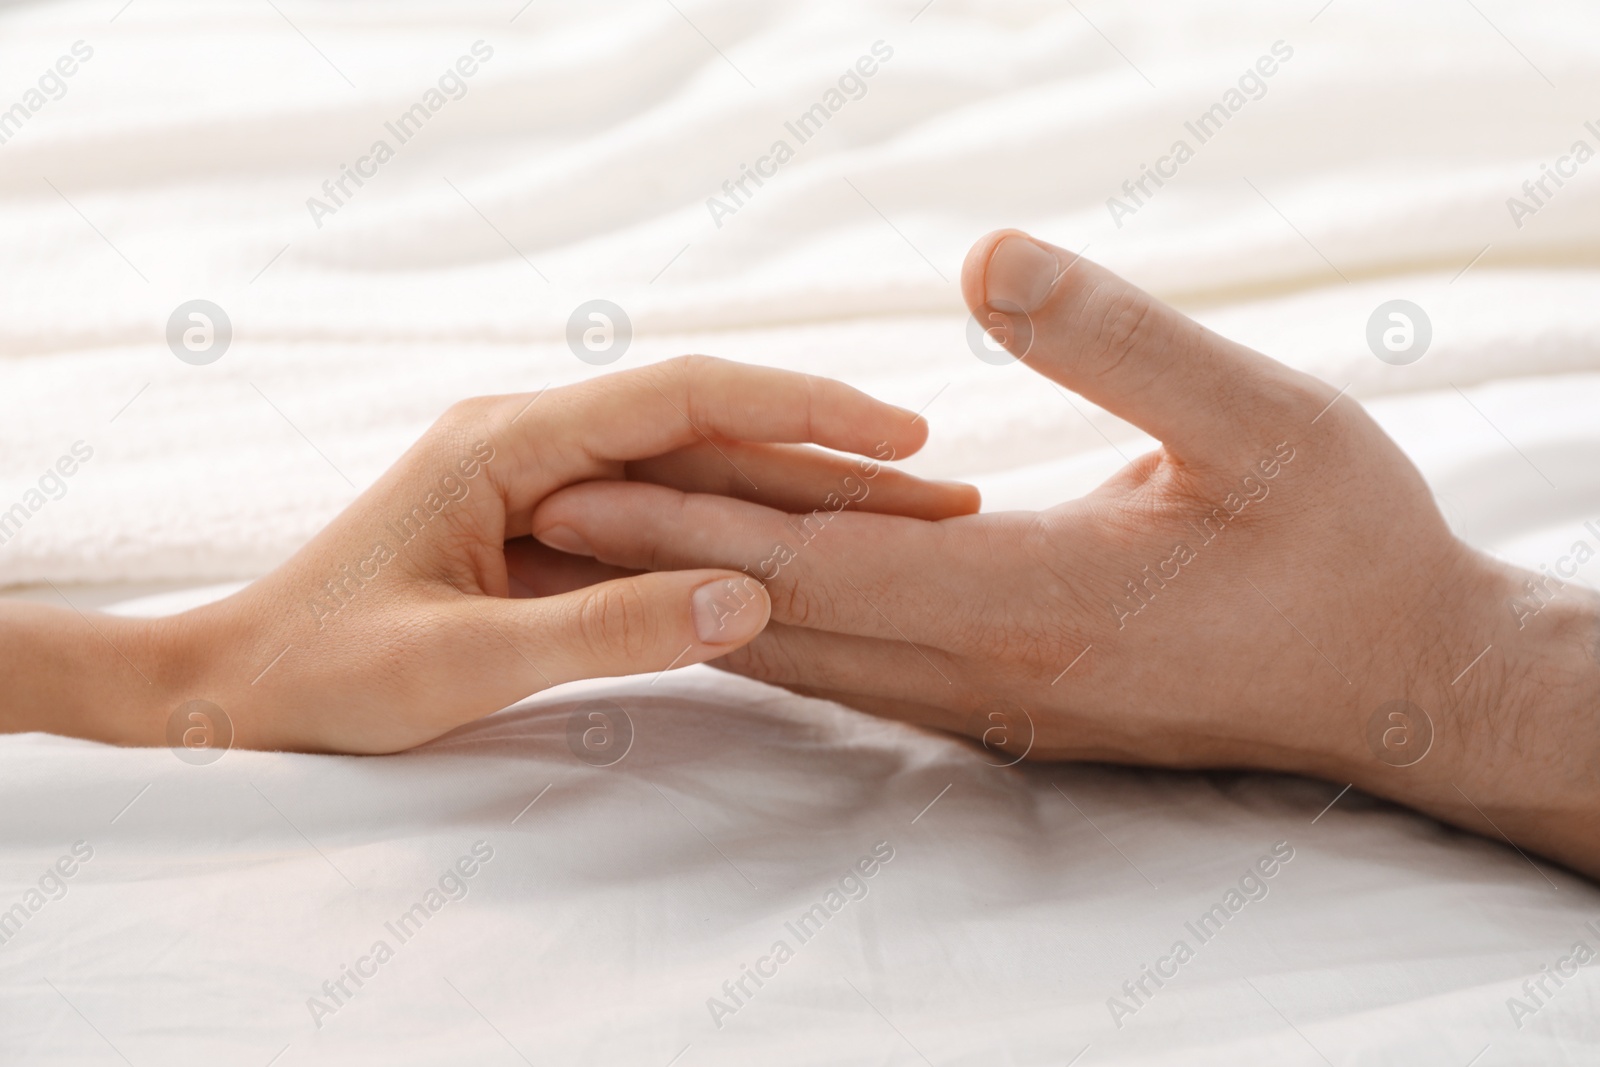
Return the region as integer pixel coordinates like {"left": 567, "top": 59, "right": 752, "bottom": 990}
{"left": 2, "top": 0, "right": 1599, "bottom": 1062}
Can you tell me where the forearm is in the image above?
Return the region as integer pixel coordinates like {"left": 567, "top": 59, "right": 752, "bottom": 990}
{"left": 0, "top": 601, "right": 169, "bottom": 746}
{"left": 1454, "top": 580, "right": 1600, "bottom": 878}
{"left": 1339, "top": 557, "right": 1600, "bottom": 880}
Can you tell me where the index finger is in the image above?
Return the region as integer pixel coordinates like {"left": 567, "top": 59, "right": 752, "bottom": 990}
{"left": 467, "top": 354, "right": 936, "bottom": 532}
{"left": 530, "top": 479, "right": 960, "bottom": 647}
{"left": 555, "top": 354, "right": 929, "bottom": 464}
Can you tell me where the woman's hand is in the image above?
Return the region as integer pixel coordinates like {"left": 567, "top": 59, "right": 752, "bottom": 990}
{"left": 529, "top": 232, "right": 1600, "bottom": 878}
{"left": 6, "top": 356, "right": 977, "bottom": 755}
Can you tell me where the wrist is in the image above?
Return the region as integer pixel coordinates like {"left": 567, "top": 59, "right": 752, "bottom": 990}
{"left": 0, "top": 601, "right": 177, "bottom": 747}
{"left": 1456, "top": 567, "right": 1600, "bottom": 872}
{"left": 1343, "top": 549, "right": 1600, "bottom": 877}
{"left": 138, "top": 600, "right": 254, "bottom": 754}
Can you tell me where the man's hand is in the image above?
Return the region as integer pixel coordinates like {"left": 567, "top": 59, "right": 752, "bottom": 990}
{"left": 0, "top": 357, "right": 978, "bottom": 755}
{"left": 530, "top": 231, "right": 1600, "bottom": 879}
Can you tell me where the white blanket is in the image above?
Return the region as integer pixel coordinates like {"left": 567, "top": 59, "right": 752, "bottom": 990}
{"left": 3, "top": 0, "right": 1599, "bottom": 1062}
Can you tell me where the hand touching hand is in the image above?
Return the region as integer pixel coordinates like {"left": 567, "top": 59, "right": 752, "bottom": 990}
{"left": 529, "top": 232, "right": 1600, "bottom": 878}
{"left": 1, "top": 357, "right": 976, "bottom": 755}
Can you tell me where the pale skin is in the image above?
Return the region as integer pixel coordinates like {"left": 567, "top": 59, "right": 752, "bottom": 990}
{"left": 0, "top": 358, "right": 977, "bottom": 755}
{"left": 2, "top": 232, "right": 1595, "bottom": 880}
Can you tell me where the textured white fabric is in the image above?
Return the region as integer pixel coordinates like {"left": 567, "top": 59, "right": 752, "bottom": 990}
{"left": 1, "top": 0, "right": 1598, "bottom": 584}
{"left": 3, "top": 0, "right": 1600, "bottom": 1063}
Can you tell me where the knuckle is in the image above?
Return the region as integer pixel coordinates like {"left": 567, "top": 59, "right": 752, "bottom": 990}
{"left": 676, "top": 352, "right": 718, "bottom": 375}
{"left": 441, "top": 395, "right": 496, "bottom": 428}
{"left": 1277, "top": 375, "right": 1325, "bottom": 408}
{"left": 719, "top": 632, "right": 797, "bottom": 683}
{"left": 577, "top": 582, "right": 657, "bottom": 659}
{"left": 430, "top": 397, "right": 502, "bottom": 458}
{"left": 766, "top": 577, "right": 828, "bottom": 630}
{"left": 1277, "top": 376, "right": 1339, "bottom": 426}
{"left": 966, "top": 611, "right": 1061, "bottom": 678}
{"left": 654, "top": 353, "right": 716, "bottom": 388}
{"left": 1081, "top": 284, "right": 1155, "bottom": 382}
{"left": 638, "top": 355, "right": 714, "bottom": 422}
{"left": 1257, "top": 372, "right": 1373, "bottom": 472}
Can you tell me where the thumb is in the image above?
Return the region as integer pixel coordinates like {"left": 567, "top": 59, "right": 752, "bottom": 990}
{"left": 484, "top": 569, "right": 771, "bottom": 687}
{"left": 961, "top": 228, "right": 1312, "bottom": 460}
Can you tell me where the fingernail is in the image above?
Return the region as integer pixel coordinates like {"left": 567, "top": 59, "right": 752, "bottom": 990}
{"left": 986, "top": 235, "right": 1060, "bottom": 314}
{"left": 692, "top": 577, "right": 768, "bottom": 645}
{"left": 536, "top": 525, "right": 592, "bottom": 557}
{"left": 936, "top": 479, "right": 982, "bottom": 506}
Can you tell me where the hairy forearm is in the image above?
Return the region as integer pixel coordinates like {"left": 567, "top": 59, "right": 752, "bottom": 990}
{"left": 1456, "top": 580, "right": 1600, "bottom": 878}
{"left": 1338, "top": 557, "right": 1600, "bottom": 880}
{"left": 0, "top": 601, "right": 168, "bottom": 745}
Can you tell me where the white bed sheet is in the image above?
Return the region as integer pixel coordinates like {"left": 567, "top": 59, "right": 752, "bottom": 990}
{"left": 7, "top": 377, "right": 1600, "bottom": 1065}
{"left": 3, "top": 0, "right": 1600, "bottom": 1062}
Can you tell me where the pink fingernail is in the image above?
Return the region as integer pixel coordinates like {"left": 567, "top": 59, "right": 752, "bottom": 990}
{"left": 536, "top": 525, "right": 592, "bottom": 557}
{"left": 692, "top": 577, "right": 768, "bottom": 645}
{"left": 986, "top": 235, "right": 1060, "bottom": 314}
